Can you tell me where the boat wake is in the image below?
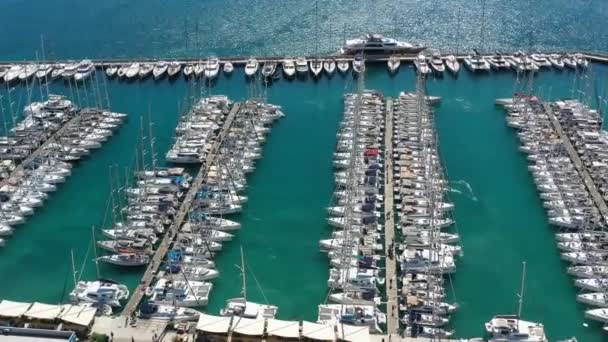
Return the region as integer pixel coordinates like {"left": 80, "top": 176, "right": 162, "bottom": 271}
{"left": 451, "top": 180, "right": 478, "bottom": 202}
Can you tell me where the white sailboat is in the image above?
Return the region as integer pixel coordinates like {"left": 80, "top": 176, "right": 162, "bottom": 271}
{"left": 219, "top": 247, "right": 278, "bottom": 319}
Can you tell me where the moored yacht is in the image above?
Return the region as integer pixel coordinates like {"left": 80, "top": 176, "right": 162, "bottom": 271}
{"left": 153, "top": 61, "right": 168, "bottom": 79}
{"left": 204, "top": 58, "right": 220, "bottom": 79}
{"left": 341, "top": 34, "right": 425, "bottom": 55}
{"left": 323, "top": 59, "right": 336, "bottom": 76}
{"left": 414, "top": 54, "right": 431, "bottom": 75}
{"left": 244, "top": 58, "right": 259, "bottom": 77}
{"left": 387, "top": 55, "right": 400, "bottom": 74}
{"left": 282, "top": 58, "right": 296, "bottom": 78}
{"left": 444, "top": 55, "right": 460, "bottom": 74}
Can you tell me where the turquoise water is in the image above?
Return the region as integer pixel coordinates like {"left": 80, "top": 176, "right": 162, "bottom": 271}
{"left": 0, "top": 0, "right": 607, "bottom": 340}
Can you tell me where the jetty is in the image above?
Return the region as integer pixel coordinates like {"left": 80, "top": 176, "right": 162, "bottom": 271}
{"left": 543, "top": 103, "right": 608, "bottom": 220}
{"left": 120, "top": 102, "right": 241, "bottom": 318}
{"left": 383, "top": 97, "right": 399, "bottom": 334}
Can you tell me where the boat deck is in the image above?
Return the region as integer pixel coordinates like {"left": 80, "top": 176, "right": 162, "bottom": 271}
{"left": 120, "top": 102, "right": 241, "bottom": 318}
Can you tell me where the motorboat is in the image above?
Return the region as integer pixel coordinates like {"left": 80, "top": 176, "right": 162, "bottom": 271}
{"left": 126, "top": 63, "right": 141, "bottom": 79}
{"left": 167, "top": 62, "right": 182, "bottom": 78}
{"left": 429, "top": 52, "right": 445, "bottom": 73}
{"left": 573, "top": 53, "right": 589, "bottom": 68}
{"left": 35, "top": 64, "right": 53, "bottom": 79}
{"left": 548, "top": 54, "right": 565, "bottom": 69}
{"left": 414, "top": 54, "right": 431, "bottom": 75}
{"left": 4, "top": 65, "right": 23, "bottom": 83}
{"left": 117, "top": 65, "right": 128, "bottom": 78}
{"left": 183, "top": 64, "right": 194, "bottom": 78}
{"left": 309, "top": 59, "right": 323, "bottom": 78}
{"left": 62, "top": 63, "right": 78, "bottom": 80}
{"left": 153, "top": 61, "right": 168, "bottom": 79}
{"left": 464, "top": 53, "right": 491, "bottom": 72}
{"left": 444, "top": 55, "right": 460, "bottom": 74}
{"left": 585, "top": 308, "right": 608, "bottom": 323}
{"left": 352, "top": 55, "right": 365, "bottom": 74}
{"left": 282, "top": 59, "right": 296, "bottom": 78}
{"left": 204, "top": 58, "right": 220, "bottom": 79}
{"left": 50, "top": 64, "right": 65, "bottom": 79}
{"left": 323, "top": 59, "right": 336, "bottom": 75}
{"left": 486, "top": 53, "right": 511, "bottom": 70}
{"left": 244, "top": 58, "right": 259, "bottom": 77}
{"left": 69, "top": 279, "right": 130, "bottom": 307}
{"left": 261, "top": 62, "right": 277, "bottom": 78}
{"left": 19, "top": 64, "right": 38, "bottom": 81}
{"left": 223, "top": 62, "right": 234, "bottom": 74}
{"left": 73, "top": 60, "right": 95, "bottom": 81}
{"left": 341, "top": 34, "right": 426, "bottom": 55}
{"left": 562, "top": 54, "right": 577, "bottom": 69}
{"left": 139, "top": 63, "right": 154, "bottom": 78}
{"left": 336, "top": 60, "right": 350, "bottom": 73}
{"left": 387, "top": 55, "right": 400, "bottom": 74}
{"left": 295, "top": 57, "right": 308, "bottom": 75}
{"left": 194, "top": 63, "right": 204, "bottom": 77}
{"left": 105, "top": 66, "right": 118, "bottom": 78}
{"left": 530, "top": 53, "right": 552, "bottom": 68}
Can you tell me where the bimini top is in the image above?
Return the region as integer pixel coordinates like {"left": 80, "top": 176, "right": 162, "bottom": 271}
{"left": 0, "top": 300, "right": 32, "bottom": 318}
{"left": 266, "top": 319, "right": 300, "bottom": 339}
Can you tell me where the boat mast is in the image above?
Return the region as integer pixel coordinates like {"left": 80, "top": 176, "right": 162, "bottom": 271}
{"left": 70, "top": 249, "right": 78, "bottom": 289}
{"left": 517, "top": 261, "right": 527, "bottom": 319}
{"left": 92, "top": 225, "right": 100, "bottom": 279}
{"left": 240, "top": 246, "right": 247, "bottom": 301}
{"left": 148, "top": 105, "right": 157, "bottom": 170}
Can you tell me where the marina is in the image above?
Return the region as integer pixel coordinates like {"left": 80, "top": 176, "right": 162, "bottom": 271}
{"left": 1, "top": 0, "right": 608, "bottom": 338}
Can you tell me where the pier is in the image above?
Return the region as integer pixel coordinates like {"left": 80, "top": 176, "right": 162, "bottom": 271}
{"left": 543, "top": 103, "right": 608, "bottom": 221}
{"left": 120, "top": 102, "right": 241, "bottom": 318}
{"left": 383, "top": 98, "right": 399, "bottom": 335}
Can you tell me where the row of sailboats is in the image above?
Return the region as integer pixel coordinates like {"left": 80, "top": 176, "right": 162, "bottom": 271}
{"left": 138, "top": 96, "right": 284, "bottom": 321}
{"left": 499, "top": 93, "right": 606, "bottom": 334}
{"left": 0, "top": 95, "right": 126, "bottom": 248}
{"left": 319, "top": 57, "right": 386, "bottom": 332}
{"left": 1, "top": 60, "right": 95, "bottom": 84}
{"left": 392, "top": 82, "right": 461, "bottom": 338}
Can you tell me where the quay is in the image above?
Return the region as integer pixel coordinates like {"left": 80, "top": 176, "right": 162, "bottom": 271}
{"left": 383, "top": 97, "right": 399, "bottom": 335}
{"left": 120, "top": 102, "right": 241, "bottom": 318}
{"left": 543, "top": 103, "right": 608, "bottom": 221}
{"left": 0, "top": 51, "right": 606, "bottom": 69}
{"left": 0, "top": 112, "right": 82, "bottom": 188}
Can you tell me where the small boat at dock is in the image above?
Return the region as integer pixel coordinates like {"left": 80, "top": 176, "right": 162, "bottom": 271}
{"left": 414, "top": 54, "right": 431, "bottom": 75}
{"left": 295, "top": 57, "right": 308, "bottom": 75}
{"left": 205, "top": 58, "right": 220, "bottom": 79}
{"left": 387, "top": 56, "right": 400, "bottom": 74}
{"left": 167, "top": 61, "right": 182, "bottom": 78}
{"left": 223, "top": 62, "right": 234, "bottom": 74}
{"left": 153, "top": 61, "right": 168, "bottom": 79}
{"left": 98, "top": 253, "right": 150, "bottom": 267}
{"left": 282, "top": 58, "right": 296, "bottom": 78}
{"left": 336, "top": 60, "right": 349, "bottom": 73}
{"left": 105, "top": 66, "right": 118, "bottom": 78}
{"left": 126, "top": 63, "right": 140, "bottom": 79}
{"left": 323, "top": 59, "right": 336, "bottom": 76}
{"left": 244, "top": 58, "right": 259, "bottom": 77}
{"left": 139, "top": 63, "right": 154, "bottom": 78}
{"left": 444, "top": 55, "right": 460, "bottom": 74}
{"left": 309, "top": 59, "right": 323, "bottom": 78}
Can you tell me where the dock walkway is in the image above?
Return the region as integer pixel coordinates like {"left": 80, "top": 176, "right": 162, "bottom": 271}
{"left": 0, "top": 113, "right": 83, "bottom": 188}
{"left": 121, "top": 103, "right": 241, "bottom": 318}
{"left": 384, "top": 98, "right": 399, "bottom": 334}
{"left": 544, "top": 103, "right": 608, "bottom": 220}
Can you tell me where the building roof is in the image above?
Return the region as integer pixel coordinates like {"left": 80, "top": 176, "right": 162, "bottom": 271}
{"left": 58, "top": 304, "right": 96, "bottom": 327}
{"left": 231, "top": 317, "right": 265, "bottom": 336}
{"left": 24, "top": 303, "right": 63, "bottom": 321}
{"left": 266, "top": 319, "right": 300, "bottom": 338}
{"left": 196, "top": 314, "right": 231, "bottom": 334}
{"left": 301, "top": 321, "right": 335, "bottom": 341}
{"left": 0, "top": 300, "right": 32, "bottom": 318}
{"left": 336, "top": 324, "right": 370, "bottom": 342}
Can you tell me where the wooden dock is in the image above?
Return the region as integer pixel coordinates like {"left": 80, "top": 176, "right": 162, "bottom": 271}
{"left": 0, "top": 112, "right": 83, "bottom": 189}
{"left": 121, "top": 102, "right": 241, "bottom": 318}
{"left": 543, "top": 103, "right": 608, "bottom": 221}
{"left": 384, "top": 97, "right": 399, "bottom": 334}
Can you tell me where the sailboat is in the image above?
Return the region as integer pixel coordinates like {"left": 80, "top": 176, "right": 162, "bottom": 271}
{"left": 387, "top": 56, "right": 400, "bottom": 74}
{"left": 219, "top": 247, "right": 278, "bottom": 319}
{"left": 484, "top": 262, "right": 548, "bottom": 342}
